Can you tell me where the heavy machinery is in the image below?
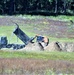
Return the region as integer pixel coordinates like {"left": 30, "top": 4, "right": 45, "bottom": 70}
{"left": 0, "top": 22, "right": 49, "bottom": 50}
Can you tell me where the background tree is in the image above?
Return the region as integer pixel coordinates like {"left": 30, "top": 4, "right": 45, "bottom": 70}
{"left": 0, "top": 0, "right": 74, "bottom": 15}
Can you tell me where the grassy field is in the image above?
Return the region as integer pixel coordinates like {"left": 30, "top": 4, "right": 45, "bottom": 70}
{"left": 0, "top": 50, "right": 74, "bottom": 74}
{"left": 0, "top": 50, "right": 74, "bottom": 61}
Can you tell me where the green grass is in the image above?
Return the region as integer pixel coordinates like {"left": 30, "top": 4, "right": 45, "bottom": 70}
{"left": 47, "top": 15, "right": 74, "bottom": 22}
{"left": 0, "top": 26, "right": 35, "bottom": 44}
{"left": 1, "top": 25, "right": 74, "bottom": 43}
{"left": 49, "top": 37, "right": 74, "bottom": 42}
{"left": 18, "top": 15, "right": 74, "bottom": 21}
{"left": 0, "top": 50, "right": 74, "bottom": 61}
{"left": 0, "top": 26, "right": 23, "bottom": 44}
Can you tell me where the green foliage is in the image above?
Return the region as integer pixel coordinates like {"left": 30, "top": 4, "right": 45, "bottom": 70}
{"left": 0, "top": 0, "right": 74, "bottom": 15}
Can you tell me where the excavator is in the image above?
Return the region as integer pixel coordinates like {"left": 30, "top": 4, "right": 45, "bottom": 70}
{"left": 0, "top": 22, "right": 49, "bottom": 50}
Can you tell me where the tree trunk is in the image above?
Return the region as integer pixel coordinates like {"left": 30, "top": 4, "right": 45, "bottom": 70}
{"left": 54, "top": 0, "right": 58, "bottom": 13}
{"left": 9, "top": 0, "right": 14, "bottom": 15}
{"left": 63, "top": 0, "right": 67, "bottom": 14}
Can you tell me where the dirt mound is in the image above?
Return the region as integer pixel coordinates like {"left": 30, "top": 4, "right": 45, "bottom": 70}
{"left": 59, "top": 42, "right": 74, "bottom": 52}
{"left": 22, "top": 42, "right": 74, "bottom": 52}
{"left": 23, "top": 43, "right": 43, "bottom": 51}
{"left": 21, "top": 42, "right": 61, "bottom": 52}
{"left": 44, "top": 42, "right": 74, "bottom": 52}
{"left": 44, "top": 42, "right": 61, "bottom": 51}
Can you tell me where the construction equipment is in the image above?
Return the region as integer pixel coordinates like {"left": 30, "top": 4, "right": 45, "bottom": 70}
{"left": 0, "top": 21, "right": 34, "bottom": 50}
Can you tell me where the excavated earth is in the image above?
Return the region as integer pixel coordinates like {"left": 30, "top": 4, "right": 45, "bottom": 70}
{"left": 0, "top": 16, "right": 74, "bottom": 74}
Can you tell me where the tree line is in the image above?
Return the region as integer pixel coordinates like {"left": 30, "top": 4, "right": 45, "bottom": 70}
{"left": 0, "top": 0, "right": 74, "bottom": 15}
